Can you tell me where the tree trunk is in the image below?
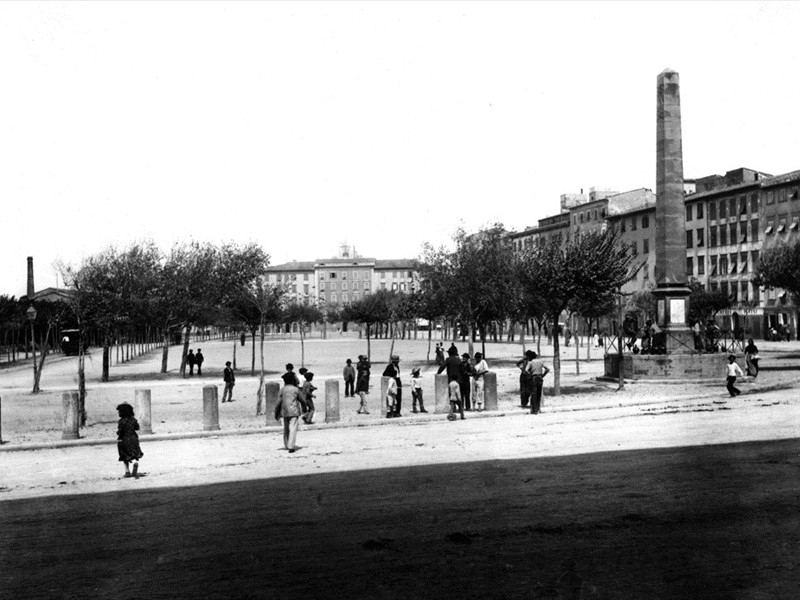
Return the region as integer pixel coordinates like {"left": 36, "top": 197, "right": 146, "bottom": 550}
{"left": 574, "top": 316, "right": 580, "bottom": 377}
{"left": 233, "top": 340, "right": 237, "bottom": 371}
{"left": 251, "top": 329, "right": 256, "bottom": 376}
{"left": 300, "top": 327, "right": 306, "bottom": 368}
{"left": 552, "top": 312, "right": 561, "bottom": 396}
{"left": 78, "top": 331, "right": 87, "bottom": 427}
{"left": 161, "top": 330, "right": 169, "bottom": 373}
{"left": 256, "top": 321, "right": 266, "bottom": 415}
{"left": 32, "top": 323, "right": 52, "bottom": 393}
{"left": 180, "top": 326, "right": 190, "bottom": 377}
{"left": 366, "top": 323, "right": 372, "bottom": 362}
{"left": 102, "top": 336, "right": 111, "bottom": 382}
{"left": 427, "top": 327, "right": 432, "bottom": 362}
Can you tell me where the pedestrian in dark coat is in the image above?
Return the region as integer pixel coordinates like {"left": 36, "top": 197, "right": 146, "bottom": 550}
{"left": 343, "top": 359, "right": 356, "bottom": 397}
{"left": 382, "top": 355, "right": 403, "bottom": 417}
{"left": 356, "top": 355, "right": 371, "bottom": 414}
{"left": 195, "top": 349, "right": 204, "bottom": 376}
{"left": 187, "top": 349, "right": 196, "bottom": 376}
{"left": 437, "top": 346, "right": 465, "bottom": 420}
{"left": 222, "top": 361, "right": 236, "bottom": 403}
{"left": 459, "top": 353, "right": 474, "bottom": 410}
{"left": 116, "top": 403, "right": 143, "bottom": 478}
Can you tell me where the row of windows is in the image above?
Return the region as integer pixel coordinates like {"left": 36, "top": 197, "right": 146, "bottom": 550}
{"left": 620, "top": 214, "right": 649, "bottom": 233}
{"left": 573, "top": 207, "right": 607, "bottom": 225}
{"left": 704, "top": 194, "right": 759, "bottom": 221}
{"left": 708, "top": 280, "right": 760, "bottom": 304}
{"left": 320, "top": 281, "right": 371, "bottom": 292}
{"left": 765, "top": 215, "right": 800, "bottom": 234}
{"left": 764, "top": 187, "right": 800, "bottom": 205}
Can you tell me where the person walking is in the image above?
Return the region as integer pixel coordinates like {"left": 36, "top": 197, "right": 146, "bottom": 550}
{"left": 382, "top": 355, "right": 403, "bottom": 417}
{"left": 195, "top": 349, "right": 204, "bottom": 376}
{"left": 343, "top": 359, "right": 356, "bottom": 398}
{"left": 527, "top": 351, "right": 550, "bottom": 414}
{"left": 356, "top": 355, "right": 371, "bottom": 414}
{"left": 222, "top": 361, "right": 236, "bottom": 403}
{"left": 437, "top": 346, "right": 465, "bottom": 421}
{"left": 459, "top": 353, "right": 474, "bottom": 410}
{"left": 726, "top": 355, "right": 744, "bottom": 397}
{"left": 116, "top": 403, "right": 144, "bottom": 478}
{"left": 435, "top": 343, "right": 444, "bottom": 367}
{"left": 515, "top": 351, "right": 534, "bottom": 408}
{"left": 472, "top": 352, "right": 488, "bottom": 412}
{"left": 274, "top": 372, "right": 307, "bottom": 453}
{"left": 187, "top": 349, "right": 196, "bottom": 376}
{"left": 744, "top": 339, "right": 760, "bottom": 378}
{"left": 410, "top": 367, "right": 427, "bottom": 413}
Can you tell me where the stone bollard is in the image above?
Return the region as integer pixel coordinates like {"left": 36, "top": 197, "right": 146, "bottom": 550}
{"left": 0, "top": 395, "right": 3, "bottom": 444}
{"left": 483, "top": 372, "right": 498, "bottom": 411}
{"left": 434, "top": 373, "right": 449, "bottom": 414}
{"left": 380, "top": 376, "right": 390, "bottom": 417}
{"left": 325, "top": 380, "right": 340, "bottom": 423}
{"left": 134, "top": 389, "right": 153, "bottom": 434}
{"left": 264, "top": 382, "right": 280, "bottom": 425}
{"left": 202, "top": 385, "right": 220, "bottom": 431}
{"left": 62, "top": 391, "right": 80, "bottom": 440}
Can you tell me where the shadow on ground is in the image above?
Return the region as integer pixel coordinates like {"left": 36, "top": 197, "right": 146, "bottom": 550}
{"left": 2, "top": 439, "right": 799, "bottom": 599}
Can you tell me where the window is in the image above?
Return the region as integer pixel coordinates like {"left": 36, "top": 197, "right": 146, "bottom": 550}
{"left": 686, "top": 257, "right": 694, "bottom": 277}
{"left": 711, "top": 255, "right": 718, "bottom": 275}
{"left": 364, "top": 281, "right": 370, "bottom": 290}
{"left": 352, "top": 292, "right": 359, "bottom": 301}
{"left": 719, "top": 199, "right": 727, "bottom": 218}
{"left": 391, "top": 282, "right": 398, "bottom": 291}
{"left": 739, "top": 221, "right": 748, "bottom": 244}
{"left": 631, "top": 217, "right": 637, "bottom": 231}
{"left": 380, "top": 282, "right": 386, "bottom": 290}
{"left": 766, "top": 190, "right": 775, "bottom": 205}
{"left": 719, "top": 255, "right": 728, "bottom": 274}
{"left": 765, "top": 219, "right": 774, "bottom": 235}
{"left": 331, "top": 293, "right": 338, "bottom": 303}
{"left": 593, "top": 210, "right": 597, "bottom": 220}
{"left": 710, "top": 226, "right": 717, "bottom": 247}
{"left": 751, "top": 250, "right": 759, "bottom": 270}
{"left": 778, "top": 218, "right": 787, "bottom": 233}
{"left": 750, "top": 193, "right": 759, "bottom": 213}
{"left": 792, "top": 216, "right": 800, "bottom": 231}
{"left": 341, "top": 272, "right": 347, "bottom": 280}
{"left": 740, "top": 252, "right": 748, "bottom": 274}
{"left": 698, "top": 256, "right": 705, "bottom": 275}
{"left": 686, "top": 205, "right": 693, "bottom": 221}
{"left": 342, "top": 293, "right": 348, "bottom": 302}
{"left": 729, "top": 223, "right": 737, "bottom": 244}
{"left": 686, "top": 230, "right": 693, "bottom": 248}
{"left": 792, "top": 187, "right": 800, "bottom": 201}
{"left": 330, "top": 282, "right": 337, "bottom": 291}
{"left": 341, "top": 282, "right": 348, "bottom": 291}
{"left": 729, "top": 197, "right": 737, "bottom": 217}
{"left": 752, "top": 285, "right": 760, "bottom": 304}
{"left": 621, "top": 220, "right": 626, "bottom": 233}
{"left": 631, "top": 241, "right": 638, "bottom": 255}
{"left": 696, "top": 203, "right": 704, "bottom": 219}
{"left": 709, "top": 201, "right": 717, "bottom": 220}
{"left": 353, "top": 271, "right": 359, "bottom": 280}
{"left": 573, "top": 215, "right": 577, "bottom": 225}
{"left": 730, "top": 282, "right": 738, "bottom": 302}
{"left": 751, "top": 219, "right": 760, "bottom": 241}
{"left": 601, "top": 208, "right": 606, "bottom": 217}
{"left": 643, "top": 238, "right": 649, "bottom": 253}
{"left": 778, "top": 189, "right": 788, "bottom": 203}
{"left": 303, "top": 284, "right": 309, "bottom": 294}
{"left": 696, "top": 228, "right": 704, "bottom": 247}
{"left": 318, "top": 273, "right": 324, "bottom": 281}
{"left": 303, "top": 273, "right": 309, "bottom": 281}
{"left": 393, "top": 271, "right": 398, "bottom": 279}
{"left": 380, "top": 271, "right": 386, "bottom": 279}
{"left": 329, "top": 272, "right": 337, "bottom": 279}
{"left": 319, "top": 282, "right": 325, "bottom": 291}
{"left": 729, "top": 254, "right": 737, "bottom": 274}
{"left": 719, "top": 226, "right": 727, "bottom": 246}
{"left": 580, "top": 213, "right": 584, "bottom": 223}
{"left": 642, "top": 215, "right": 649, "bottom": 228}
{"left": 741, "top": 283, "right": 749, "bottom": 303}
{"left": 740, "top": 196, "right": 748, "bottom": 215}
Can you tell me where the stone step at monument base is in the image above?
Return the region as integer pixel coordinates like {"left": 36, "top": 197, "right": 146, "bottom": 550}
{"left": 604, "top": 352, "right": 732, "bottom": 381}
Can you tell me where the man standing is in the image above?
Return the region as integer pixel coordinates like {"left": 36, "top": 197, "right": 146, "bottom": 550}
{"left": 515, "top": 351, "right": 533, "bottom": 408}
{"left": 356, "top": 355, "right": 371, "bottom": 414}
{"left": 274, "top": 372, "right": 307, "bottom": 453}
{"left": 527, "top": 351, "right": 550, "bottom": 415}
{"left": 222, "top": 361, "right": 235, "bottom": 403}
{"left": 437, "top": 346, "right": 465, "bottom": 420}
{"left": 195, "top": 349, "right": 204, "bottom": 376}
{"left": 343, "top": 359, "right": 356, "bottom": 397}
{"left": 382, "top": 355, "right": 403, "bottom": 417}
{"left": 187, "top": 349, "right": 196, "bottom": 376}
{"left": 472, "top": 352, "right": 488, "bottom": 412}
{"left": 459, "top": 353, "right": 474, "bottom": 410}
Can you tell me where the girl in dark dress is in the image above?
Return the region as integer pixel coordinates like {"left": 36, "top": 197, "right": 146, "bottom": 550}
{"left": 116, "top": 403, "right": 144, "bottom": 478}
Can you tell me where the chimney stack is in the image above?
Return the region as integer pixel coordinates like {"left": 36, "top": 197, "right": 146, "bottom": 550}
{"left": 27, "top": 256, "right": 35, "bottom": 299}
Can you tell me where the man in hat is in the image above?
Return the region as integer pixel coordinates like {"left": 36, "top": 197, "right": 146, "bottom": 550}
{"left": 222, "top": 361, "right": 235, "bottom": 403}
{"left": 459, "top": 353, "right": 475, "bottom": 410}
{"left": 437, "top": 346, "right": 465, "bottom": 420}
{"left": 356, "top": 354, "right": 371, "bottom": 414}
{"left": 284, "top": 363, "right": 300, "bottom": 386}
{"left": 382, "top": 355, "right": 403, "bottom": 417}
{"left": 515, "top": 351, "right": 534, "bottom": 408}
{"left": 275, "top": 372, "right": 307, "bottom": 453}
{"left": 527, "top": 351, "right": 550, "bottom": 414}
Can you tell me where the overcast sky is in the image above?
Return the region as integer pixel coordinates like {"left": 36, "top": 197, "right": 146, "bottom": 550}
{"left": 2, "top": 1, "right": 799, "bottom": 296}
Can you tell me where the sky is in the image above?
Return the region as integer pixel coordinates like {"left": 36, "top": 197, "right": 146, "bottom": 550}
{"left": 2, "top": 1, "right": 800, "bottom": 297}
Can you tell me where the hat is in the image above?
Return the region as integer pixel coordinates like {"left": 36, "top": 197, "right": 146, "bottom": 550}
{"left": 461, "top": 353, "right": 470, "bottom": 359}
{"left": 411, "top": 367, "right": 421, "bottom": 376}
{"left": 285, "top": 363, "right": 294, "bottom": 370}
{"left": 281, "top": 373, "right": 296, "bottom": 384}
{"left": 304, "top": 371, "right": 314, "bottom": 379}
{"left": 525, "top": 350, "right": 536, "bottom": 359}
{"left": 390, "top": 354, "right": 400, "bottom": 361}
{"left": 448, "top": 347, "right": 458, "bottom": 356}
{"left": 298, "top": 367, "right": 308, "bottom": 375}
{"left": 225, "top": 361, "right": 231, "bottom": 366}
{"left": 346, "top": 358, "right": 352, "bottom": 364}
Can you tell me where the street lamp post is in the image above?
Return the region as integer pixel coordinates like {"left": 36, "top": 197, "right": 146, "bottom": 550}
{"left": 26, "top": 305, "right": 38, "bottom": 393}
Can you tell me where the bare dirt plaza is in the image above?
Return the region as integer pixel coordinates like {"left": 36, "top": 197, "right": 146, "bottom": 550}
{"left": 1, "top": 336, "right": 800, "bottom": 599}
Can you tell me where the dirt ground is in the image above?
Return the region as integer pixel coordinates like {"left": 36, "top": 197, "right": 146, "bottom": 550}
{"left": 2, "top": 338, "right": 800, "bottom": 599}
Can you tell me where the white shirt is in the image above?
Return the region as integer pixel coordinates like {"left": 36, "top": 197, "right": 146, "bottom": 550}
{"left": 726, "top": 362, "right": 744, "bottom": 377}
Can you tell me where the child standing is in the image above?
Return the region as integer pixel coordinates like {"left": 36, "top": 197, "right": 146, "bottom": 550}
{"left": 300, "top": 371, "right": 317, "bottom": 424}
{"left": 343, "top": 359, "right": 356, "bottom": 398}
{"left": 116, "top": 403, "right": 143, "bottom": 478}
{"left": 410, "top": 368, "right": 427, "bottom": 413}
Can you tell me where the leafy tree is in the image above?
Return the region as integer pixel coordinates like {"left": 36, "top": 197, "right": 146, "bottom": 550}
{"left": 283, "top": 301, "right": 324, "bottom": 367}
{"left": 626, "top": 288, "right": 657, "bottom": 324}
{"left": 518, "top": 229, "right": 636, "bottom": 395}
{"left": 688, "top": 280, "right": 732, "bottom": 324}
{"left": 341, "top": 290, "right": 394, "bottom": 361}
{"left": 754, "top": 239, "right": 800, "bottom": 302}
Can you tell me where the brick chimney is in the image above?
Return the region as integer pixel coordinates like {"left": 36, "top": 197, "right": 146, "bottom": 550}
{"left": 27, "top": 256, "right": 35, "bottom": 299}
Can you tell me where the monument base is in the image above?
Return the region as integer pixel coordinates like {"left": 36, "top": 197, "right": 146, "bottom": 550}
{"left": 604, "top": 352, "right": 729, "bottom": 381}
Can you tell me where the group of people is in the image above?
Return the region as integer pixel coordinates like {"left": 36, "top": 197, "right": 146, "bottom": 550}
{"left": 185, "top": 348, "right": 205, "bottom": 376}
{"left": 435, "top": 345, "right": 489, "bottom": 421}
{"left": 515, "top": 350, "right": 550, "bottom": 414}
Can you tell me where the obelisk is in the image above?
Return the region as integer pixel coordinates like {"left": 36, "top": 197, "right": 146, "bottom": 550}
{"left": 653, "top": 69, "right": 693, "bottom": 351}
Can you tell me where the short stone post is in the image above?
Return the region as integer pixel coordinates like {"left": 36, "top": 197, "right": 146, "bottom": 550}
{"left": 134, "top": 389, "right": 153, "bottom": 434}
{"left": 483, "top": 372, "right": 498, "bottom": 411}
{"left": 62, "top": 391, "right": 80, "bottom": 440}
{"left": 264, "top": 382, "right": 280, "bottom": 425}
{"left": 325, "top": 380, "right": 340, "bottom": 423}
{"left": 434, "top": 373, "right": 449, "bottom": 414}
{"left": 0, "top": 395, "right": 3, "bottom": 444}
{"left": 202, "top": 385, "right": 220, "bottom": 431}
{"left": 380, "top": 376, "right": 390, "bottom": 417}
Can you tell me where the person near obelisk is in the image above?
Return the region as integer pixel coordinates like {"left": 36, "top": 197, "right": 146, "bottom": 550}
{"left": 382, "top": 355, "right": 403, "bottom": 417}
{"left": 472, "top": 352, "right": 488, "bottom": 412}
{"left": 355, "top": 354, "right": 371, "bottom": 414}
{"left": 437, "top": 346, "right": 465, "bottom": 421}
{"left": 527, "top": 351, "right": 550, "bottom": 415}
